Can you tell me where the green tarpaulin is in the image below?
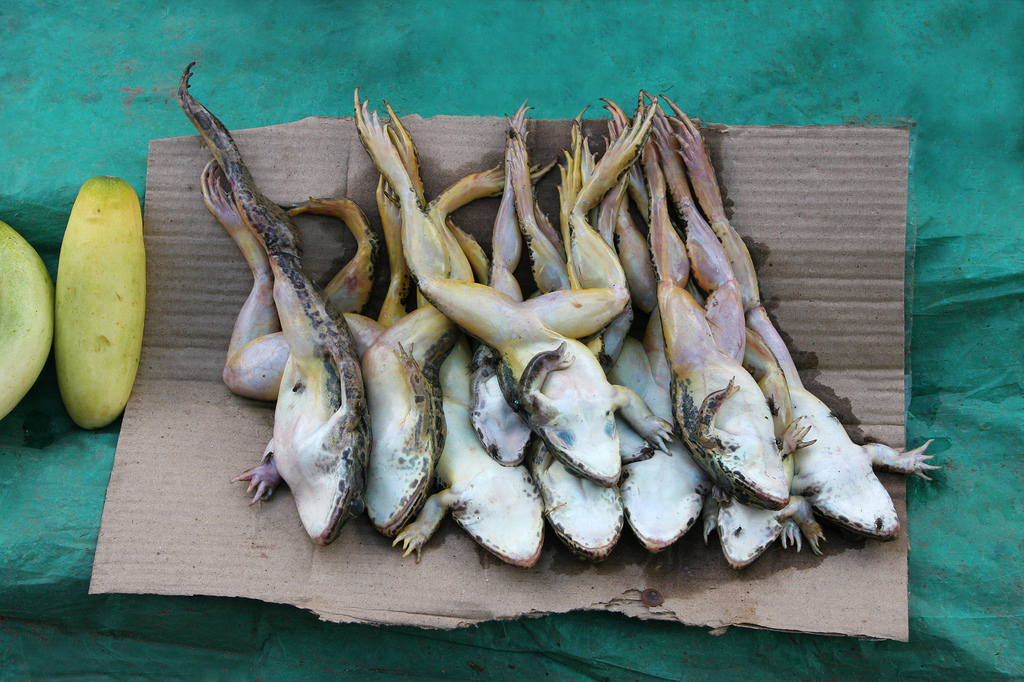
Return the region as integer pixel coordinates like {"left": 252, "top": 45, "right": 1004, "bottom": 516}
{"left": 1, "top": 1, "right": 1021, "bottom": 678}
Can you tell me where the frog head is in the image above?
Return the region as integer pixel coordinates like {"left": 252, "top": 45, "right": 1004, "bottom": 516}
{"left": 537, "top": 404, "right": 622, "bottom": 487}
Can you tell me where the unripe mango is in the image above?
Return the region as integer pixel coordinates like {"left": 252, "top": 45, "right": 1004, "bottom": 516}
{"left": 0, "top": 221, "right": 54, "bottom": 422}
{"left": 55, "top": 176, "right": 146, "bottom": 429}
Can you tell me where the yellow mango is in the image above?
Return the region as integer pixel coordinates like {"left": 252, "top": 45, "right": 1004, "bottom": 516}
{"left": 0, "top": 221, "right": 54, "bottom": 422}
{"left": 55, "top": 176, "right": 146, "bottom": 429}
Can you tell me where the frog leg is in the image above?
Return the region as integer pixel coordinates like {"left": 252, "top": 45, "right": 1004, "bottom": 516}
{"left": 494, "top": 122, "right": 529, "bottom": 300}
{"left": 392, "top": 489, "right": 461, "bottom": 563}
{"left": 693, "top": 379, "right": 742, "bottom": 452}
{"left": 201, "top": 160, "right": 284, "bottom": 399}
{"left": 778, "top": 496, "right": 825, "bottom": 555}
{"left": 649, "top": 104, "right": 745, "bottom": 359}
{"left": 382, "top": 100, "right": 427, "bottom": 204}
{"left": 602, "top": 97, "right": 652, "bottom": 220}
{"left": 642, "top": 135, "right": 690, "bottom": 289}
{"left": 614, "top": 202, "right": 658, "bottom": 314}
{"left": 222, "top": 333, "right": 290, "bottom": 401}
{"left": 611, "top": 384, "right": 674, "bottom": 452}
{"left": 863, "top": 440, "right": 938, "bottom": 480}
{"left": 446, "top": 219, "right": 491, "bottom": 284}
{"left": 287, "top": 197, "right": 378, "bottom": 315}
{"left": 518, "top": 342, "right": 575, "bottom": 419}
{"left": 663, "top": 96, "right": 761, "bottom": 312}
{"left": 573, "top": 100, "right": 657, "bottom": 215}
{"left": 376, "top": 177, "right": 410, "bottom": 327}
{"left": 743, "top": 326, "right": 794, "bottom": 437}
{"left": 231, "top": 439, "right": 282, "bottom": 504}
{"left": 508, "top": 129, "right": 570, "bottom": 294}
{"left": 589, "top": 303, "right": 633, "bottom": 367}
{"left": 701, "top": 488, "right": 723, "bottom": 543}
{"left": 470, "top": 345, "right": 532, "bottom": 466}
{"left": 356, "top": 93, "right": 475, "bottom": 286}
{"left": 522, "top": 285, "right": 630, "bottom": 340}
{"left": 683, "top": 207, "right": 745, "bottom": 363}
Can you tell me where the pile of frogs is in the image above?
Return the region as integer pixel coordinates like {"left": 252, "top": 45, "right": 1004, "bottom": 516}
{"left": 177, "top": 64, "right": 937, "bottom": 570}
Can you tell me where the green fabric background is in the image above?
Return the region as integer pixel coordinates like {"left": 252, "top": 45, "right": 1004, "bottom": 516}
{"left": 1, "top": 0, "right": 1021, "bottom": 678}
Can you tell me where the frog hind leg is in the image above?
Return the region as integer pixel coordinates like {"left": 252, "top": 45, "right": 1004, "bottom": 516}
{"left": 778, "top": 496, "right": 825, "bottom": 555}
{"left": 287, "top": 197, "right": 379, "bottom": 315}
{"left": 863, "top": 439, "right": 938, "bottom": 480}
{"left": 701, "top": 488, "right": 722, "bottom": 544}
{"left": 222, "top": 332, "right": 289, "bottom": 401}
{"left": 201, "top": 160, "right": 284, "bottom": 398}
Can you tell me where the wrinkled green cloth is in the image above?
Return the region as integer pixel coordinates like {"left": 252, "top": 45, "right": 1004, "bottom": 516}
{"left": 1, "top": 1, "right": 1021, "bottom": 679}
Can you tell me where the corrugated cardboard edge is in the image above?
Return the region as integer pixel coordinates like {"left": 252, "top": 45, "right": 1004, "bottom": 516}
{"left": 90, "top": 114, "right": 912, "bottom": 641}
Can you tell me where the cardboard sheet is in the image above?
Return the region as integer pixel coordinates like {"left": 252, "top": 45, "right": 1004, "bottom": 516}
{"left": 89, "top": 115, "right": 911, "bottom": 640}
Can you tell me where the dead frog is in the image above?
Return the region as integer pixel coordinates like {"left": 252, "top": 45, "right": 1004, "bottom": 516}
{"left": 393, "top": 338, "right": 545, "bottom": 566}
{"left": 179, "top": 64, "right": 370, "bottom": 544}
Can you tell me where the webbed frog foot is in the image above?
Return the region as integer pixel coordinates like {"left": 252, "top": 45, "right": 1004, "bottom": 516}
{"left": 231, "top": 448, "right": 282, "bottom": 505}
{"left": 864, "top": 439, "right": 939, "bottom": 481}
{"left": 693, "top": 378, "right": 740, "bottom": 451}
{"left": 781, "top": 417, "right": 816, "bottom": 456}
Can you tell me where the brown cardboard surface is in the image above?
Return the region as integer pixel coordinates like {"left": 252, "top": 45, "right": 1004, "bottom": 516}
{"left": 89, "top": 115, "right": 911, "bottom": 640}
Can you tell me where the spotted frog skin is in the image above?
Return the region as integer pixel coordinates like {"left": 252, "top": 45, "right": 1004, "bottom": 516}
{"left": 179, "top": 64, "right": 370, "bottom": 544}
{"left": 361, "top": 305, "right": 457, "bottom": 537}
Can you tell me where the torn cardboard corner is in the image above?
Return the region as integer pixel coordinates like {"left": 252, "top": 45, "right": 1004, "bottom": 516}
{"left": 89, "top": 114, "right": 913, "bottom": 640}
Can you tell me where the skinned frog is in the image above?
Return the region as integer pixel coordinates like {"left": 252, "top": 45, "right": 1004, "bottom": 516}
{"left": 608, "top": 326, "right": 711, "bottom": 552}
{"left": 393, "top": 338, "right": 545, "bottom": 566}
{"left": 642, "top": 129, "right": 788, "bottom": 509}
{"left": 179, "top": 64, "right": 370, "bottom": 544}
{"left": 355, "top": 92, "right": 672, "bottom": 487}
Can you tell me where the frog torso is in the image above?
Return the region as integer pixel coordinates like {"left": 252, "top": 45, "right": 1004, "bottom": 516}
{"left": 499, "top": 335, "right": 625, "bottom": 486}
{"left": 610, "top": 337, "right": 710, "bottom": 551}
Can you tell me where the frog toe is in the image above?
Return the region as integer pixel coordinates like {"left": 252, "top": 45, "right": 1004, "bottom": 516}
{"left": 392, "top": 527, "right": 427, "bottom": 563}
{"left": 780, "top": 519, "right": 802, "bottom": 552}
{"left": 864, "top": 439, "right": 939, "bottom": 480}
{"left": 782, "top": 418, "right": 816, "bottom": 455}
{"left": 231, "top": 451, "right": 281, "bottom": 504}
